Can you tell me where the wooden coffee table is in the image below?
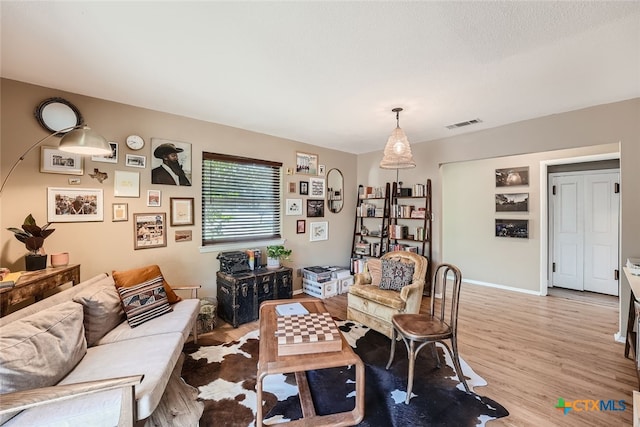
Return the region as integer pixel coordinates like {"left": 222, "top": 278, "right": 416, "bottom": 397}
{"left": 256, "top": 298, "right": 365, "bottom": 427}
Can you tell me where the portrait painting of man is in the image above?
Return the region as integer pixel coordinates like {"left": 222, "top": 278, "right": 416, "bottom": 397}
{"left": 150, "top": 138, "right": 192, "bottom": 186}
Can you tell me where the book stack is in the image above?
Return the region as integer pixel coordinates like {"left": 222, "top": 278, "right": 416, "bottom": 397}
{"left": 275, "top": 302, "right": 309, "bottom": 316}
{"left": 0, "top": 271, "right": 22, "bottom": 289}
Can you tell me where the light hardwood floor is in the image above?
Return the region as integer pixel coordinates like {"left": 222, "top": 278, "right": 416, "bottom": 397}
{"left": 202, "top": 283, "right": 637, "bottom": 426}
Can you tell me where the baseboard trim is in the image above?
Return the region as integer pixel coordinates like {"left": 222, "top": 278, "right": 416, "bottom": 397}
{"left": 463, "top": 279, "right": 541, "bottom": 296}
{"left": 614, "top": 331, "right": 625, "bottom": 344}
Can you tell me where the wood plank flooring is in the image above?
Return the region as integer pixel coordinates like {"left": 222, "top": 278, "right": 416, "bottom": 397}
{"left": 192, "top": 283, "right": 637, "bottom": 426}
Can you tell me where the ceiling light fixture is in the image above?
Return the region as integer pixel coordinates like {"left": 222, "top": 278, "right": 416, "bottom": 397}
{"left": 379, "top": 107, "right": 416, "bottom": 169}
{"left": 0, "top": 125, "right": 111, "bottom": 196}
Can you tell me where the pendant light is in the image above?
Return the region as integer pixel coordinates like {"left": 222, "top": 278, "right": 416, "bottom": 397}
{"left": 379, "top": 107, "right": 416, "bottom": 169}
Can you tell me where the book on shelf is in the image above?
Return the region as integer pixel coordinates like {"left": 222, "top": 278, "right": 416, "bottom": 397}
{"left": 275, "top": 302, "right": 310, "bottom": 316}
{"left": 0, "top": 271, "right": 23, "bottom": 289}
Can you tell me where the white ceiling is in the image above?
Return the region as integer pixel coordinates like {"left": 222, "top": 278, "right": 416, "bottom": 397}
{"left": 2, "top": 1, "right": 639, "bottom": 154}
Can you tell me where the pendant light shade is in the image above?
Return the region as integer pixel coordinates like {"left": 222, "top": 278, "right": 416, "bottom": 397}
{"left": 58, "top": 125, "right": 112, "bottom": 155}
{"left": 379, "top": 107, "right": 416, "bottom": 169}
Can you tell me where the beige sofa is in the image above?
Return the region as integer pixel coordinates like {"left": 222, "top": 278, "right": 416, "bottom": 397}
{"left": 0, "top": 272, "right": 200, "bottom": 426}
{"left": 347, "top": 251, "right": 427, "bottom": 338}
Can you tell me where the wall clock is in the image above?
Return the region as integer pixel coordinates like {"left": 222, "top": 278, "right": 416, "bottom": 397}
{"left": 126, "top": 135, "right": 145, "bottom": 150}
{"left": 34, "top": 97, "right": 83, "bottom": 134}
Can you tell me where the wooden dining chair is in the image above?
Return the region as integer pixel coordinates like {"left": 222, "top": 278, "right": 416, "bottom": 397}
{"left": 386, "top": 263, "right": 469, "bottom": 404}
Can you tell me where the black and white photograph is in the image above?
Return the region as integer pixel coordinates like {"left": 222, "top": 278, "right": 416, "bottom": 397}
{"left": 495, "top": 219, "right": 529, "bottom": 238}
{"left": 47, "top": 187, "right": 104, "bottom": 222}
{"left": 299, "top": 181, "right": 309, "bottom": 195}
{"left": 91, "top": 142, "right": 118, "bottom": 163}
{"left": 133, "top": 213, "right": 167, "bottom": 249}
{"left": 307, "top": 199, "right": 324, "bottom": 217}
{"left": 40, "top": 146, "right": 83, "bottom": 175}
{"left": 296, "top": 151, "right": 318, "bottom": 175}
{"left": 495, "top": 193, "right": 529, "bottom": 212}
{"left": 151, "top": 138, "right": 192, "bottom": 186}
{"left": 495, "top": 166, "right": 529, "bottom": 187}
{"left": 125, "top": 154, "right": 146, "bottom": 168}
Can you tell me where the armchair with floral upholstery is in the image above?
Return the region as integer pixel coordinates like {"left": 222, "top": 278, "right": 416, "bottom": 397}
{"left": 347, "top": 251, "right": 428, "bottom": 338}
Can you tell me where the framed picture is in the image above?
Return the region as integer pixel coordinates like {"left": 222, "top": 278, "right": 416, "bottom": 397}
{"left": 114, "top": 170, "right": 140, "bottom": 198}
{"left": 147, "top": 190, "right": 161, "bottom": 207}
{"left": 40, "top": 146, "right": 83, "bottom": 175}
{"left": 495, "top": 219, "right": 529, "bottom": 239}
{"left": 296, "top": 152, "right": 318, "bottom": 175}
{"left": 125, "top": 154, "right": 146, "bottom": 168}
{"left": 286, "top": 198, "right": 303, "bottom": 216}
{"left": 307, "top": 199, "right": 324, "bottom": 217}
{"left": 133, "top": 213, "right": 167, "bottom": 249}
{"left": 309, "top": 177, "right": 325, "bottom": 198}
{"left": 496, "top": 166, "right": 529, "bottom": 187}
{"left": 300, "top": 181, "right": 309, "bottom": 195}
{"left": 47, "top": 187, "right": 103, "bottom": 222}
{"left": 495, "top": 193, "right": 529, "bottom": 212}
{"left": 175, "top": 230, "right": 192, "bottom": 242}
{"left": 112, "top": 203, "right": 128, "bottom": 222}
{"left": 150, "top": 138, "right": 192, "bottom": 186}
{"left": 297, "top": 219, "right": 306, "bottom": 234}
{"left": 91, "top": 142, "right": 118, "bottom": 163}
{"left": 288, "top": 182, "right": 296, "bottom": 193}
{"left": 318, "top": 164, "right": 325, "bottom": 176}
{"left": 170, "top": 197, "right": 194, "bottom": 226}
{"left": 309, "top": 221, "right": 328, "bottom": 241}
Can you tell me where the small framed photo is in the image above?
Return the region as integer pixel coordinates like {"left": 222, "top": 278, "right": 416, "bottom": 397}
{"left": 286, "top": 199, "right": 303, "bottom": 216}
{"left": 495, "top": 219, "right": 529, "bottom": 239}
{"left": 47, "top": 187, "right": 104, "bottom": 222}
{"left": 91, "top": 142, "right": 118, "bottom": 163}
{"left": 112, "top": 203, "right": 128, "bottom": 222}
{"left": 495, "top": 193, "right": 529, "bottom": 212}
{"left": 134, "top": 213, "right": 167, "bottom": 249}
{"left": 296, "top": 152, "right": 318, "bottom": 175}
{"left": 40, "top": 146, "right": 83, "bottom": 175}
{"left": 496, "top": 166, "right": 529, "bottom": 187}
{"left": 296, "top": 219, "right": 306, "bottom": 234}
{"left": 307, "top": 199, "right": 324, "bottom": 217}
{"left": 114, "top": 170, "right": 140, "bottom": 198}
{"left": 300, "top": 181, "right": 309, "bottom": 195}
{"left": 175, "top": 230, "right": 192, "bottom": 242}
{"left": 170, "top": 197, "right": 195, "bottom": 226}
{"left": 147, "top": 190, "right": 161, "bottom": 207}
{"left": 309, "top": 221, "right": 328, "bottom": 242}
{"left": 318, "top": 164, "right": 325, "bottom": 176}
{"left": 288, "top": 182, "right": 296, "bottom": 193}
{"left": 309, "top": 177, "right": 325, "bottom": 198}
{"left": 125, "top": 154, "right": 146, "bottom": 168}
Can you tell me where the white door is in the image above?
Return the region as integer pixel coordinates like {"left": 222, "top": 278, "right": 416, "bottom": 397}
{"left": 550, "top": 171, "right": 619, "bottom": 295}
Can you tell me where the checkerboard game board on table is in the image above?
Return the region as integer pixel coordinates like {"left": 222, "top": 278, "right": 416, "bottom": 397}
{"left": 276, "top": 312, "right": 340, "bottom": 344}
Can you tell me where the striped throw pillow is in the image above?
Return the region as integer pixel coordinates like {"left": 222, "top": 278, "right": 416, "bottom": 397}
{"left": 118, "top": 275, "right": 172, "bottom": 327}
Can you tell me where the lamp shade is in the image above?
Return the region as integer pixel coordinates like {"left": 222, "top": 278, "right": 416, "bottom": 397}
{"left": 58, "top": 125, "right": 112, "bottom": 155}
{"left": 379, "top": 126, "right": 416, "bottom": 169}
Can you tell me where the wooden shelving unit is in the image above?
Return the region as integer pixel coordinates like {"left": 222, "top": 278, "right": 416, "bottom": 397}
{"left": 350, "top": 183, "right": 390, "bottom": 273}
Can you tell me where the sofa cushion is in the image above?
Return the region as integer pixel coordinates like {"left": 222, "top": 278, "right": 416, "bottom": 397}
{"left": 72, "top": 276, "right": 125, "bottom": 346}
{"left": 0, "top": 301, "right": 87, "bottom": 423}
{"left": 366, "top": 258, "right": 382, "bottom": 287}
{"left": 112, "top": 264, "right": 181, "bottom": 304}
{"left": 118, "top": 275, "right": 173, "bottom": 328}
{"left": 348, "top": 285, "right": 407, "bottom": 310}
{"left": 379, "top": 257, "right": 415, "bottom": 290}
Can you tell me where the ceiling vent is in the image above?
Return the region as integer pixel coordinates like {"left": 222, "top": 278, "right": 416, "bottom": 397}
{"left": 445, "top": 118, "right": 483, "bottom": 130}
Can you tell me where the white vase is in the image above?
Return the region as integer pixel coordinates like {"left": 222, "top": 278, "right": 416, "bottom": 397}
{"left": 266, "top": 257, "right": 280, "bottom": 269}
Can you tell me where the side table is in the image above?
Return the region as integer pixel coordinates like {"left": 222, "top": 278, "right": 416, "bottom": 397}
{"left": 0, "top": 264, "right": 80, "bottom": 316}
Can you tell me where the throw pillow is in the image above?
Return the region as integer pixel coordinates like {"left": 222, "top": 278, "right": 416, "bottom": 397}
{"left": 379, "top": 258, "right": 415, "bottom": 291}
{"left": 366, "top": 259, "right": 382, "bottom": 287}
{"left": 112, "top": 264, "right": 181, "bottom": 304}
{"left": 118, "top": 275, "right": 173, "bottom": 328}
{"left": 72, "top": 276, "right": 125, "bottom": 346}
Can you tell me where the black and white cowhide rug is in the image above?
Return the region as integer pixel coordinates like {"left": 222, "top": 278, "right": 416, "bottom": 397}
{"left": 181, "top": 320, "right": 509, "bottom": 427}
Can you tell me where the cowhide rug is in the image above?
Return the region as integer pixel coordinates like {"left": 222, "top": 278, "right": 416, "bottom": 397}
{"left": 181, "top": 320, "right": 509, "bottom": 427}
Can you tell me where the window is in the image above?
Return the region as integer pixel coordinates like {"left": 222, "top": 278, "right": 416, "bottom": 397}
{"left": 202, "top": 152, "right": 282, "bottom": 245}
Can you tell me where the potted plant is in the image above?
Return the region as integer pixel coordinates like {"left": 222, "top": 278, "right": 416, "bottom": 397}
{"left": 266, "top": 245, "right": 292, "bottom": 269}
{"left": 7, "top": 214, "right": 55, "bottom": 271}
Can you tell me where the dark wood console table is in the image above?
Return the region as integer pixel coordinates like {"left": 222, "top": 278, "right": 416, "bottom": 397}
{"left": 0, "top": 264, "right": 80, "bottom": 316}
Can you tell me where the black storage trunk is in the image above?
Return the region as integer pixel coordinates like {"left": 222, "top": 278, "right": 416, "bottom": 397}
{"left": 216, "top": 267, "right": 293, "bottom": 327}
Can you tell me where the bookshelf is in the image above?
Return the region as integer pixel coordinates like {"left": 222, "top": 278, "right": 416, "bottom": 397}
{"left": 350, "top": 183, "right": 390, "bottom": 274}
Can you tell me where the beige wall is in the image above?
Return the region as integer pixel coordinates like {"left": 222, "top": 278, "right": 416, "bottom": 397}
{"left": 0, "top": 79, "right": 357, "bottom": 297}
{"left": 358, "top": 98, "right": 639, "bottom": 336}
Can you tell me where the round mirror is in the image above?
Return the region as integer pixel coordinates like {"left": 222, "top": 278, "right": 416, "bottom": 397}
{"left": 327, "top": 168, "right": 344, "bottom": 213}
{"left": 34, "top": 97, "right": 83, "bottom": 134}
